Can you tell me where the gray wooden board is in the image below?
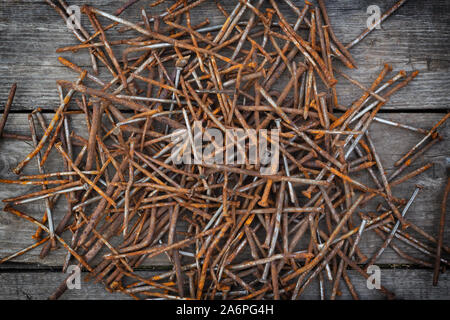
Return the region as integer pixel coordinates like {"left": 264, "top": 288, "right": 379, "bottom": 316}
{"left": 0, "top": 113, "right": 448, "bottom": 266}
{"left": 0, "top": 0, "right": 449, "bottom": 299}
{"left": 0, "top": 269, "right": 448, "bottom": 300}
{"left": 0, "top": 0, "right": 449, "bottom": 110}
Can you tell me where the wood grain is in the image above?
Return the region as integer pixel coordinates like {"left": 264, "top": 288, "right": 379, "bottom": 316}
{"left": 0, "top": 0, "right": 449, "bottom": 299}
{"left": 0, "top": 269, "right": 448, "bottom": 300}
{"left": 0, "top": 0, "right": 449, "bottom": 110}
{"left": 0, "top": 113, "right": 448, "bottom": 267}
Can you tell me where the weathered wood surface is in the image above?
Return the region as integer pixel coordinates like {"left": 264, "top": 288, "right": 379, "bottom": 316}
{"left": 0, "top": 269, "right": 448, "bottom": 300}
{"left": 0, "top": 113, "right": 448, "bottom": 266}
{"left": 0, "top": 0, "right": 449, "bottom": 110}
{"left": 0, "top": 0, "right": 449, "bottom": 299}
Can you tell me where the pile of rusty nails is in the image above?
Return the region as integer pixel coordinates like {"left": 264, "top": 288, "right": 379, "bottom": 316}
{"left": 0, "top": 0, "right": 449, "bottom": 300}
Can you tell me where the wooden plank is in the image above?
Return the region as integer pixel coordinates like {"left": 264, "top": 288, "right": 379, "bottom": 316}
{"left": 0, "top": 113, "right": 448, "bottom": 267}
{"left": 0, "top": 1, "right": 449, "bottom": 299}
{"left": 0, "top": 115, "right": 171, "bottom": 266}
{"left": 350, "top": 112, "right": 450, "bottom": 265}
{"left": 0, "top": 270, "right": 154, "bottom": 300}
{"left": 298, "top": 268, "right": 450, "bottom": 300}
{"left": 0, "top": 0, "right": 449, "bottom": 110}
{"left": 0, "top": 269, "right": 448, "bottom": 300}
